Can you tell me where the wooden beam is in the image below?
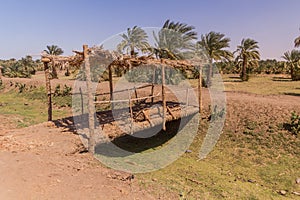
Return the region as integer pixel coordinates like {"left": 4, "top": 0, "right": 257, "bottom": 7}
{"left": 83, "top": 44, "right": 96, "bottom": 154}
{"left": 134, "top": 86, "right": 138, "bottom": 104}
{"left": 186, "top": 88, "right": 189, "bottom": 106}
{"left": 44, "top": 61, "right": 52, "bottom": 121}
{"left": 142, "top": 110, "right": 153, "bottom": 126}
{"left": 108, "top": 64, "right": 114, "bottom": 109}
{"left": 167, "top": 106, "right": 176, "bottom": 120}
{"left": 161, "top": 63, "right": 166, "bottom": 131}
{"left": 41, "top": 57, "right": 51, "bottom": 63}
{"left": 128, "top": 89, "right": 134, "bottom": 134}
{"left": 198, "top": 66, "right": 203, "bottom": 113}
{"left": 79, "top": 87, "right": 84, "bottom": 115}
{"left": 151, "top": 67, "right": 155, "bottom": 104}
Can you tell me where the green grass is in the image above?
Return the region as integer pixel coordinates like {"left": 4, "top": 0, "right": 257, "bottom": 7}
{"left": 0, "top": 89, "right": 70, "bottom": 128}
{"left": 136, "top": 122, "right": 300, "bottom": 199}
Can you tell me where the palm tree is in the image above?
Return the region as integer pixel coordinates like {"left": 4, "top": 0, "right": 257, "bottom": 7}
{"left": 117, "top": 26, "right": 150, "bottom": 56}
{"left": 44, "top": 45, "right": 64, "bottom": 78}
{"left": 282, "top": 50, "right": 300, "bottom": 80}
{"left": 198, "top": 31, "right": 233, "bottom": 85}
{"left": 234, "top": 38, "right": 260, "bottom": 81}
{"left": 295, "top": 29, "right": 300, "bottom": 47}
{"left": 45, "top": 45, "right": 64, "bottom": 55}
{"left": 152, "top": 19, "right": 197, "bottom": 59}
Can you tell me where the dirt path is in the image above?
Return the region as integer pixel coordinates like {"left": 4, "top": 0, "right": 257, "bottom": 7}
{"left": 0, "top": 122, "right": 154, "bottom": 200}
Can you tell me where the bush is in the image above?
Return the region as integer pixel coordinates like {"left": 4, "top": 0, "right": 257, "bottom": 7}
{"left": 290, "top": 111, "right": 300, "bottom": 135}
{"left": 0, "top": 79, "right": 3, "bottom": 89}
{"left": 53, "top": 84, "right": 72, "bottom": 97}
{"left": 15, "top": 82, "right": 26, "bottom": 93}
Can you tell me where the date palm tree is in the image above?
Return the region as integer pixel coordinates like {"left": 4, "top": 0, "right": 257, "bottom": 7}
{"left": 44, "top": 45, "right": 64, "bottom": 78}
{"left": 282, "top": 50, "right": 300, "bottom": 80}
{"left": 152, "top": 19, "right": 197, "bottom": 59}
{"left": 234, "top": 38, "right": 260, "bottom": 81}
{"left": 45, "top": 45, "right": 64, "bottom": 55}
{"left": 117, "top": 26, "right": 150, "bottom": 56}
{"left": 198, "top": 31, "right": 233, "bottom": 85}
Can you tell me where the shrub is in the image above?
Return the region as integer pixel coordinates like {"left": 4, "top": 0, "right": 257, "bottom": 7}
{"left": 0, "top": 79, "right": 3, "bottom": 89}
{"left": 290, "top": 111, "right": 300, "bottom": 135}
{"left": 53, "top": 84, "right": 72, "bottom": 97}
{"left": 15, "top": 82, "right": 27, "bottom": 93}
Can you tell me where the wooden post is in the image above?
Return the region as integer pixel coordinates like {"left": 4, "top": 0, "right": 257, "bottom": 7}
{"left": 83, "top": 45, "right": 96, "bottom": 154}
{"left": 151, "top": 67, "right": 155, "bottom": 104}
{"left": 79, "top": 87, "right": 84, "bottom": 115}
{"left": 43, "top": 61, "right": 52, "bottom": 121}
{"left": 186, "top": 88, "right": 189, "bottom": 106}
{"left": 151, "top": 83, "right": 154, "bottom": 104}
{"left": 134, "top": 86, "right": 138, "bottom": 104}
{"left": 198, "top": 66, "right": 203, "bottom": 113}
{"left": 128, "top": 89, "right": 134, "bottom": 134}
{"left": 108, "top": 64, "right": 114, "bottom": 109}
{"left": 161, "top": 63, "right": 166, "bottom": 131}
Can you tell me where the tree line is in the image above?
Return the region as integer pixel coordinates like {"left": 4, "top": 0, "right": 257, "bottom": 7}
{"left": 116, "top": 20, "right": 300, "bottom": 82}
{"left": 1, "top": 19, "right": 300, "bottom": 82}
{"left": 0, "top": 56, "right": 41, "bottom": 78}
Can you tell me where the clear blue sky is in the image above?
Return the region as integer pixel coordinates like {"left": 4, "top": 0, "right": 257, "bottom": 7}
{"left": 0, "top": 0, "right": 299, "bottom": 60}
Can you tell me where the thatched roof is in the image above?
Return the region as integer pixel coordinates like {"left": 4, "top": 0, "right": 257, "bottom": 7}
{"left": 41, "top": 46, "right": 205, "bottom": 69}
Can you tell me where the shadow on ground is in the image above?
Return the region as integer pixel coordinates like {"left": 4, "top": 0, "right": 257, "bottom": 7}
{"left": 53, "top": 108, "right": 196, "bottom": 156}
{"left": 272, "top": 77, "right": 292, "bottom": 82}
{"left": 283, "top": 92, "right": 300, "bottom": 97}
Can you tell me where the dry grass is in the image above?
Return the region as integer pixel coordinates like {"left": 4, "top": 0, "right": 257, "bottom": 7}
{"left": 222, "top": 74, "right": 300, "bottom": 96}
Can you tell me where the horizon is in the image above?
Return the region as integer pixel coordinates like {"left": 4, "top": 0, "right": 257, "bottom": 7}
{"left": 0, "top": 0, "right": 299, "bottom": 60}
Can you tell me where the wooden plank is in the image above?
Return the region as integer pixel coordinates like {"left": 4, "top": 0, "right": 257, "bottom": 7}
{"left": 142, "top": 110, "right": 153, "bottom": 126}
{"left": 130, "top": 106, "right": 199, "bottom": 133}
{"left": 167, "top": 106, "right": 176, "bottom": 120}
{"left": 94, "top": 92, "right": 160, "bottom": 104}
{"left": 94, "top": 83, "right": 152, "bottom": 96}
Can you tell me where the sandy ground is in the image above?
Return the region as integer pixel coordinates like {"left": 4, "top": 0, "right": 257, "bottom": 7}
{"left": 0, "top": 122, "right": 155, "bottom": 200}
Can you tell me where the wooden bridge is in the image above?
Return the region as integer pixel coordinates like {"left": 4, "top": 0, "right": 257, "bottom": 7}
{"left": 42, "top": 45, "right": 205, "bottom": 153}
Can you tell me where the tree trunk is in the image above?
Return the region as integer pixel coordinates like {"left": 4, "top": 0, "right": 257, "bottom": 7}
{"left": 291, "top": 64, "right": 294, "bottom": 80}
{"left": 51, "top": 61, "right": 58, "bottom": 79}
{"left": 241, "top": 57, "right": 247, "bottom": 81}
{"left": 44, "top": 61, "right": 52, "bottom": 121}
{"left": 130, "top": 45, "right": 135, "bottom": 57}
{"left": 83, "top": 45, "right": 96, "bottom": 154}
